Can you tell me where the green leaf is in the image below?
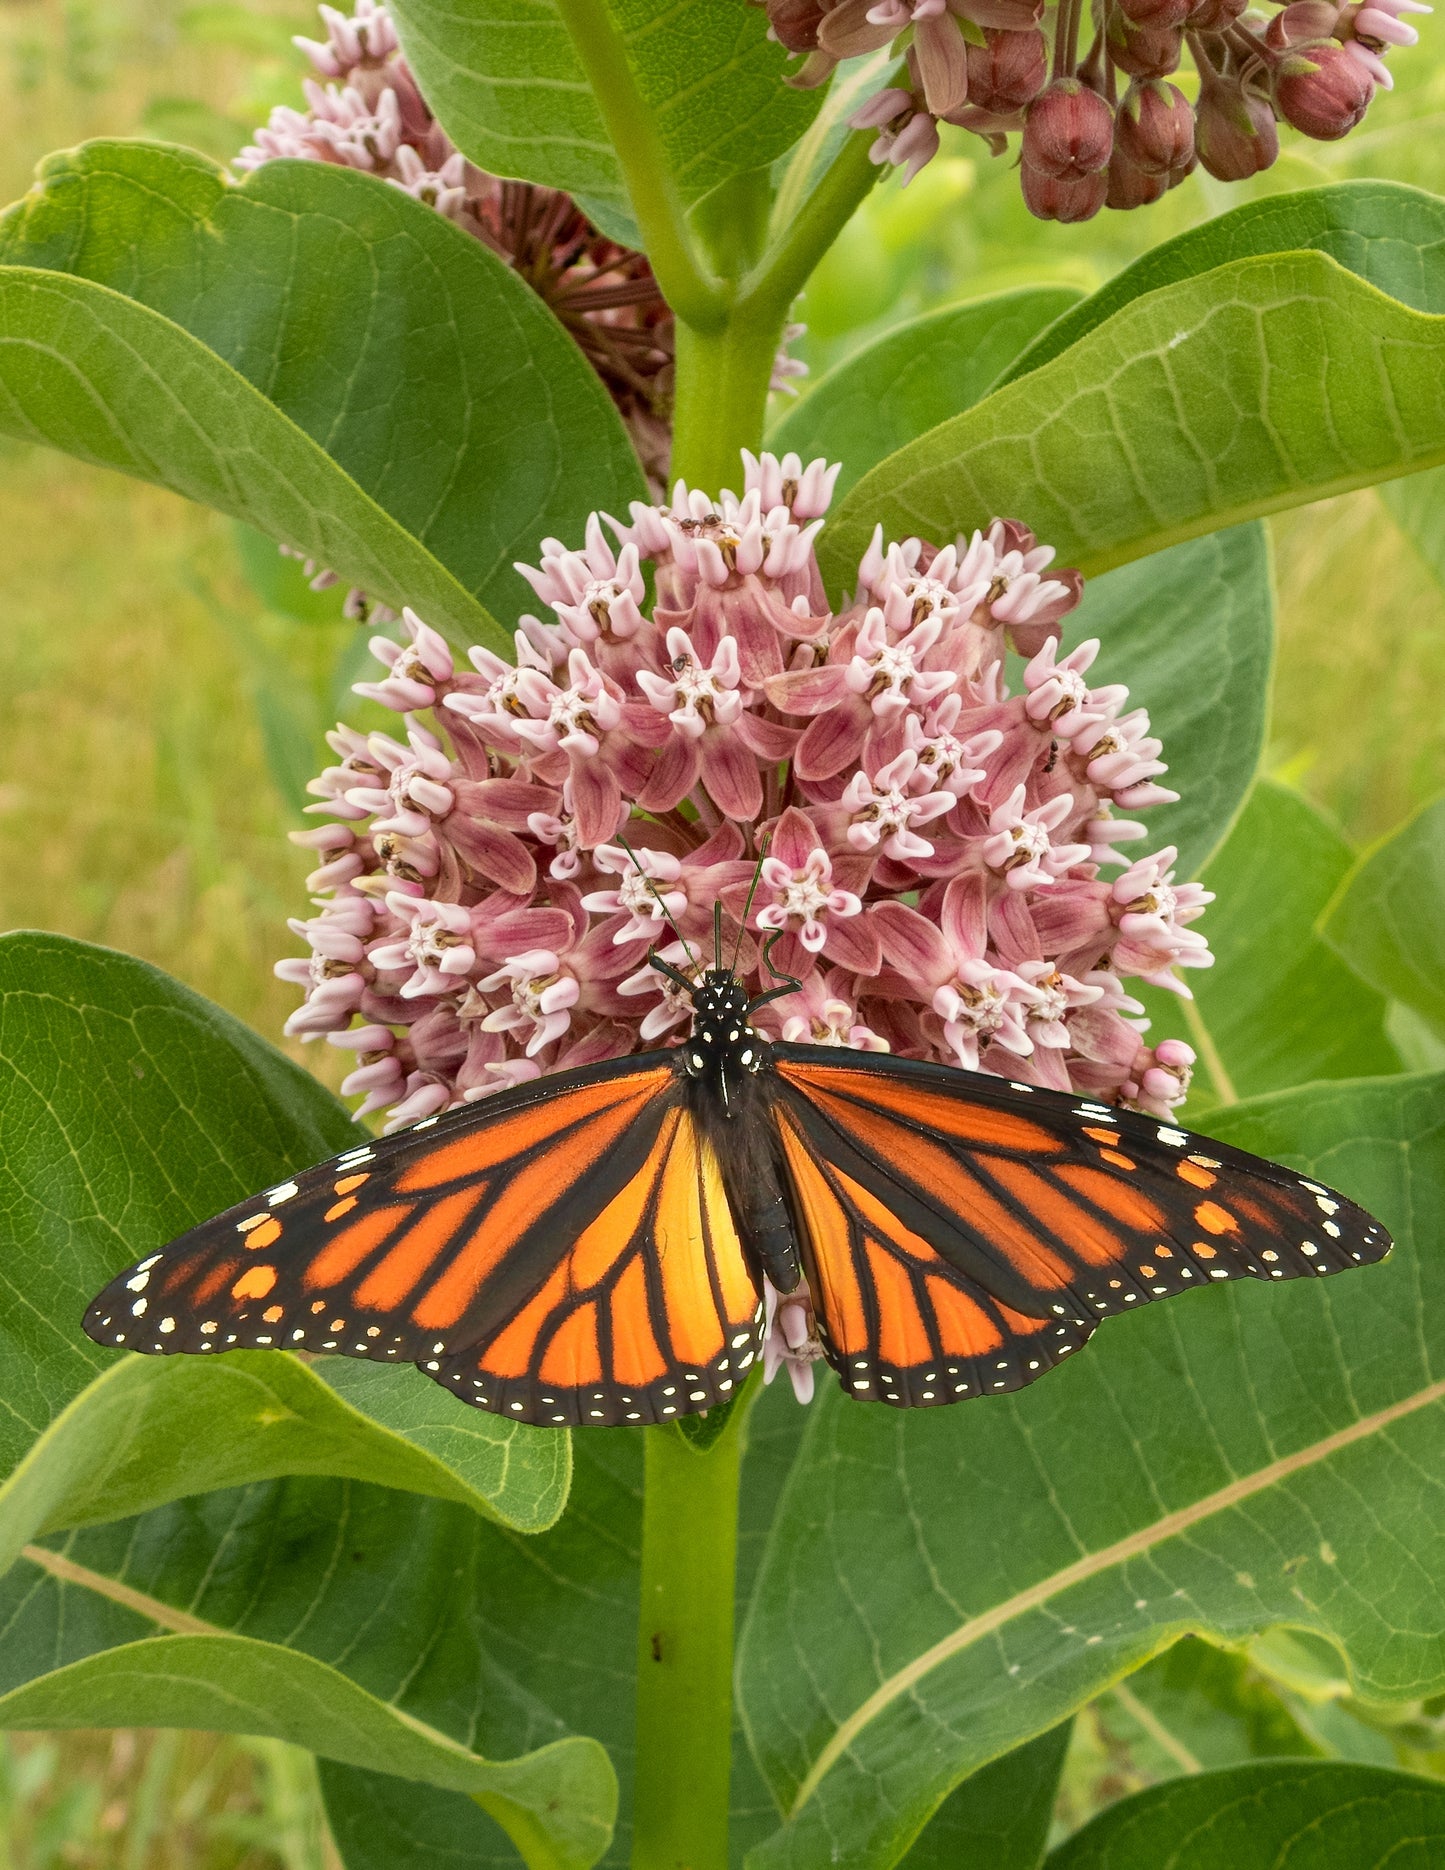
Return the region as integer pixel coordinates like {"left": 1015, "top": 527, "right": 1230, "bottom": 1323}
{"left": 739, "top": 1071, "right": 1445, "bottom": 1870}
{"left": 818, "top": 251, "right": 1445, "bottom": 594}
{"left": 899, "top": 1726, "right": 1071, "bottom": 1870}
{"left": 1381, "top": 466, "right": 1445, "bottom": 594}
{"left": 0, "top": 931, "right": 567, "bottom": 1535}
{"left": 0, "top": 142, "right": 646, "bottom": 645}
{"left": 0, "top": 1350, "right": 569, "bottom": 1583}
{"left": 1004, "top": 181, "right": 1445, "bottom": 383}
{"left": 6, "top": 1444, "right": 645, "bottom": 1863}
{"left": 768, "top": 289, "right": 1082, "bottom": 509}
{"left": 388, "top": 0, "right": 819, "bottom": 243}
{"left": 1091, "top": 1637, "right": 1320, "bottom": 1785}
{"left": 1063, "top": 526, "right": 1272, "bottom": 883}
{"left": 1181, "top": 782, "right": 1402, "bottom": 1105}
{"left": 0, "top": 1625, "right": 613, "bottom": 1870}
{"left": 1319, "top": 792, "right": 1445, "bottom": 1039}
{"left": 1045, "top": 1761, "right": 1445, "bottom": 1868}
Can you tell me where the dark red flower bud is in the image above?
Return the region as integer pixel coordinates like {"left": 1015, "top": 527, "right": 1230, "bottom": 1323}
{"left": 1265, "top": 0, "right": 1342, "bottom": 44}
{"left": 1106, "top": 16, "right": 1186, "bottom": 75}
{"left": 1185, "top": 0, "right": 1248, "bottom": 28}
{"left": 1115, "top": 78, "right": 1196, "bottom": 169}
{"left": 1022, "top": 78, "right": 1115, "bottom": 177}
{"left": 1106, "top": 149, "right": 1172, "bottom": 208}
{"left": 1274, "top": 40, "right": 1374, "bottom": 136}
{"left": 963, "top": 27, "right": 1049, "bottom": 114}
{"left": 1021, "top": 163, "right": 1110, "bottom": 221}
{"left": 1116, "top": 0, "right": 1193, "bottom": 25}
{"left": 753, "top": 0, "right": 829, "bottom": 51}
{"left": 1194, "top": 70, "right": 1280, "bottom": 178}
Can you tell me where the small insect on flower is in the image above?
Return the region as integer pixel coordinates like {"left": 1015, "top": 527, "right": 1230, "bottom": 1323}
{"left": 83, "top": 456, "right": 1392, "bottom": 1426}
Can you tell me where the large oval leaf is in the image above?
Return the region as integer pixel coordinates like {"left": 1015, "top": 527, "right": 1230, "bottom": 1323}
{"left": 0, "top": 142, "right": 646, "bottom": 645}
{"left": 1320, "top": 792, "right": 1445, "bottom": 1039}
{"left": 738, "top": 1071, "right": 1445, "bottom": 1870}
{"left": 1047, "top": 1761, "right": 1445, "bottom": 1868}
{"left": 1062, "top": 525, "right": 1271, "bottom": 882}
{"left": 768, "top": 288, "right": 1082, "bottom": 507}
{"left": 0, "top": 931, "right": 568, "bottom": 1537}
{"left": 389, "top": 0, "right": 819, "bottom": 243}
{"left": 1006, "top": 180, "right": 1445, "bottom": 381}
{"left": 818, "top": 252, "right": 1445, "bottom": 592}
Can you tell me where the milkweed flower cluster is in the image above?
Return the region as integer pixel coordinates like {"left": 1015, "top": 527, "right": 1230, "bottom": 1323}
{"left": 280, "top": 452, "right": 1208, "bottom": 1175}
{"left": 752, "top": 0, "right": 1429, "bottom": 218}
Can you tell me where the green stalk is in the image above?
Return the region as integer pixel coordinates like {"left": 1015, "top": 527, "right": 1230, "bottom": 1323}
{"left": 631, "top": 1390, "right": 759, "bottom": 1870}
{"left": 670, "top": 309, "right": 786, "bottom": 491}
{"left": 552, "top": 0, "right": 727, "bottom": 331}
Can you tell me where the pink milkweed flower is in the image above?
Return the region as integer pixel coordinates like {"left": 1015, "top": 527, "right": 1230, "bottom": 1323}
{"left": 760, "top": 967, "right": 891, "bottom": 1051}
{"left": 278, "top": 446, "right": 1211, "bottom": 1244}
{"left": 762, "top": 1275, "right": 826, "bottom": 1403}
{"left": 982, "top": 786, "right": 1092, "bottom": 889}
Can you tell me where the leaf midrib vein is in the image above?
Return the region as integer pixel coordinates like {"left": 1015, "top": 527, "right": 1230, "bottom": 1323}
{"left": 789, "top": 1373, "right": 1445, "bottom": 1815}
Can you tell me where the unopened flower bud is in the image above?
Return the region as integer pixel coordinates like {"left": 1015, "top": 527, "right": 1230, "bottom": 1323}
{"left": 963, "top": 27, "right": 1050, "bottom": 113}
{"left": 1194, "top": 68, "right": 1280, "bottom": 177}
{"left": 1274, "top": 39, "right": 1374, "bottom": 134}
{"left": 1022, "top": 78, "right": 1115, "bottom": 177}
{"left": 1106, "top": 149, "right": 1172, "bottom": 208}
{"left": 1185, "top": 0, "right": 1248, "bottom": 27}
{"left": 1021, "top": 163, "right": 1110, "bottom": 221}
{"left": 1266, "top": 0, "right": 1343, "bottom": 42}
{"left": 1115, "top": 78, "right": 1196, "bottom": 168}
{"left": 755, "top": 0, "right": 829, "bottom": 51}
{"left": 1116, "top": 0, "right": 1193, "bottom": 25}
{"left": 1107, "top": 16, "right": 1186, "bottom": 74}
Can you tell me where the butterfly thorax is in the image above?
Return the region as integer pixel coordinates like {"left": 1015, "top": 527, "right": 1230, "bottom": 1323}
{"left": 680, "top": 970, "right": 767, "bottom": 1100}
{"left": 677, "top": 969, "right": 802, "bottom": 1296}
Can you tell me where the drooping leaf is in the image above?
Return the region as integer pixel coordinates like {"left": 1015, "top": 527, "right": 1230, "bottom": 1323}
{"left": 0, "top": 142, "right": 646, "bottom": 646}
{"left": 388, "top": 0, "right": 819, "bottom": 242}
{"left": 1319, "top": 793, "right": 1445, "bottom": 1039}
{"left": 769, "top": 289, "right": 1082, "bottom": 508}
{"left": 0, "top": 931, "right": 567, "bottom": 1536}
{"left": 1045, "top": 1761, "right": 1445, "bottom": 1868}
{"left": 1062, "top": 526, "right": 1272, "bottom": 883}
{"left": 818, "top": 252, "right": 1445, "bottom": 593}
{"left": 0, "top": 266, "right": 497, "bottom": 650}
{"left": 1381, "top": 466, "right": 1445, "bottom": 594}
{"left": 899, "top": 1726, "right": 1071, "bottom": 1870}
{"left": 0, "top": 1620, "right": 612, "bottom": 1870}
{"left": 739, "top": 1071, "right": 1445, "bottom": 1870}
{"left": 1004, "top": 180, "right": 1445, "bottom": 382}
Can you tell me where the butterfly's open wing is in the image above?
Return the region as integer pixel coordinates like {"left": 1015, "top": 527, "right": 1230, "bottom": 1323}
{"left": 85, "top": 1055, "right": 765, "bottom": 1426}
{"left": 770, "top": 1048, "right": 1391, "bottom": 1408}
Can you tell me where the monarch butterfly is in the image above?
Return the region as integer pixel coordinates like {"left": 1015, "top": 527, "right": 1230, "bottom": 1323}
{"left": 84, "top": 912, "right": 1390, "bottom": 1427}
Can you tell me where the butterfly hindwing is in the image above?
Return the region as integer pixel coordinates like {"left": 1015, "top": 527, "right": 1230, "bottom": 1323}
{"left": 770, "top": 1048, "right": 1391, "bottom": 1409}
{"left": 434, "top": 1097, "right": 765, "bottom": 1425}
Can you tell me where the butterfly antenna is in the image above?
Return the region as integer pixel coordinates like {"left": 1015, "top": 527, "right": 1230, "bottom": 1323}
{"left": 616, "top": 830, "right": 701, "bottom": 975}
{"left": 729, "top": 834, "right": 771, "bottom": 976}
{"left": 748, "top": 930, "right": 805, "bottom": 1012}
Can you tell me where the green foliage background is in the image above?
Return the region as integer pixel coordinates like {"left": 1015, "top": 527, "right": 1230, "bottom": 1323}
{"left": 2, "top": 0, "right": 1445, "bottom": 1863}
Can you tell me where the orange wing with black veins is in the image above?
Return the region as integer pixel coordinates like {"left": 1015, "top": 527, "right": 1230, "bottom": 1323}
{"left": 85, "top": 1054, "right": 764, "bottom": 1426}
{"left": 771, "top": 1048, "right": 1391, "bottom": 1408}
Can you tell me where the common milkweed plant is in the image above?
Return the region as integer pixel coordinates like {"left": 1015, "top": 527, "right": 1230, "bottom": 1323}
{"left": 2, "top": 1, "right": 1445, "bottom": 1867}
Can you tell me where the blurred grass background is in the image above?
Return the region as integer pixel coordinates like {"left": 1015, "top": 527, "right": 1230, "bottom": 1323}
{"left": 0, "top": 0, "right": 1443, "bottom": 1860}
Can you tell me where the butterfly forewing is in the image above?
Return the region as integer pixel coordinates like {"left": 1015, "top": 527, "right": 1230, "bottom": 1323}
{"left": 85, "top": 1055, "right": 764, "bottom": 1422}
{"left": 771, "top": 1049, "right": 1391, "bottom": 1408}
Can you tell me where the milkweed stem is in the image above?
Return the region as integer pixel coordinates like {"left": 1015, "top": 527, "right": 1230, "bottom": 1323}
{"left": 630, "top": 1379, "right": 761, "bottom": 1869}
